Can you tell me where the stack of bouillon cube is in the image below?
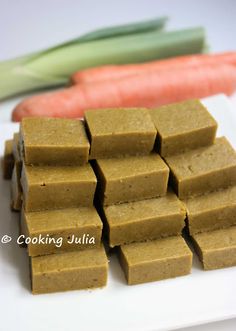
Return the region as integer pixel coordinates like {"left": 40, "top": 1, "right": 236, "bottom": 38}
{"left": 2, "top": 99, "right": 236, "bottom": 293}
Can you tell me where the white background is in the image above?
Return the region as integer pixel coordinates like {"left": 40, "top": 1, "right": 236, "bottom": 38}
{"left": 0, "top": 1, "right": 236, "bottom": 330}
{"left": 1, "top": 0, "right": 236, "bottom": 60}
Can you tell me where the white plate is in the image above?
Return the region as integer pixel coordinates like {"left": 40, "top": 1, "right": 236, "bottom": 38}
{"left": 0, "top": 94, "right": 236, "bottom": 331}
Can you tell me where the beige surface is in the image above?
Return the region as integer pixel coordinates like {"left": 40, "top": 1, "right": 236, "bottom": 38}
{"left": 11, "top": 132, "right": 22, "bottom": 211}
{"left": 191, "top": 227, "right": 236, "bottom": 270}
{"left": 95, "top": 154, "right": 169, "bottom": 205}
{"left": 103, "top": 191, "right": 186, "bottom": 247}
{"left": 2, "top": 139, "right": 14, "bottom": 179}
{"left": 12, "top": 132, "right": 21, "bottom": 163}
{"left": 165, "top": 137, "right": 236, "bottom": 199}
{"left": 11, "top": 164, "right": 22, "bottom": 211}
{"left": 21, "top": 207, "right": 103, "bottom": 256}
{"left": 85, "top": 108, "right": 156, "bottom": 159}
{"left": 31, "top": 246, "right": 108, "bottom": 294}
{"left": 20, "top": 117, "right": 90, "bottom": 165}
{"left": 150, "top": 99, "right": 217, "bottom": 157}
{"left": 21, "top": 163, "right": 97, "bottom": 212}
{"left": 119, "top": 236, "right": 192, "bottom": 285}
{"left": 183, "top": 186, "right": 236, "bottom": 234}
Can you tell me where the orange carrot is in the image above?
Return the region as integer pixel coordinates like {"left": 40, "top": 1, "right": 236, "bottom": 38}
{"left": 70, "top": 52, "right": 236, "bottom": 84}
{"left": 12, "top": 63, "right": 236, "bottom": 122}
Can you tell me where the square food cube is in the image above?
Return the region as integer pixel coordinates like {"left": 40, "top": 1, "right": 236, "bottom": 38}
{"left": 183, "top": 186, "right": 236, "bottom": 235}
{"left": 85, "top": 108, "right": 156, "bottom": 159}
{"left": 150, "top": 99, "right": 217, "bottom": 157}
{"left": 21, "top": 207, "right": 103, "bottom": 256}
{"left": 21, "top": 163, "right": 97, "bottom": 211}
{"left": 102, "top": 191, "right": 185, "bottom": 247}
{"left": 20, "top": 117, "right": 90, "bottom": 165}
{"left": 165, "top": 137, "right": 236, "bottom": 199}
{"left": 119, "top": 236, "right": 192, "bottom": 285}
{"left": 191, "top": 227, "right": 236, "bottom": 270}
{"left": 95, "top": 154, "right": 169, "bottom": 205}
{"left": 31, "top": 246, "right": 108, "bottom": 294}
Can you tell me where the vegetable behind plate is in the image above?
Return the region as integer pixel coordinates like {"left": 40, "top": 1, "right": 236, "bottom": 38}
{"left": 0, "top": 22, "right": 205, "bottom": 100}
{"left": 70, "top": 51, "right": 236, "bottom": 84}
{"left": 12, "top": 63, "right": 236, "bottom": 122}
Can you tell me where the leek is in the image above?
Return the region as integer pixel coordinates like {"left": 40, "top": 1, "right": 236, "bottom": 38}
{"left": 0, "top": 19, "right": 206, "bottom": 100}
{"left": 0, "top": 16, "right": 168, "bottom": 71}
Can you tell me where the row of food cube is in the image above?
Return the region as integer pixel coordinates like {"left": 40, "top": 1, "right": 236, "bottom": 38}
{"left": 2, "top": 99, "right": 236, "bottom": 294}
